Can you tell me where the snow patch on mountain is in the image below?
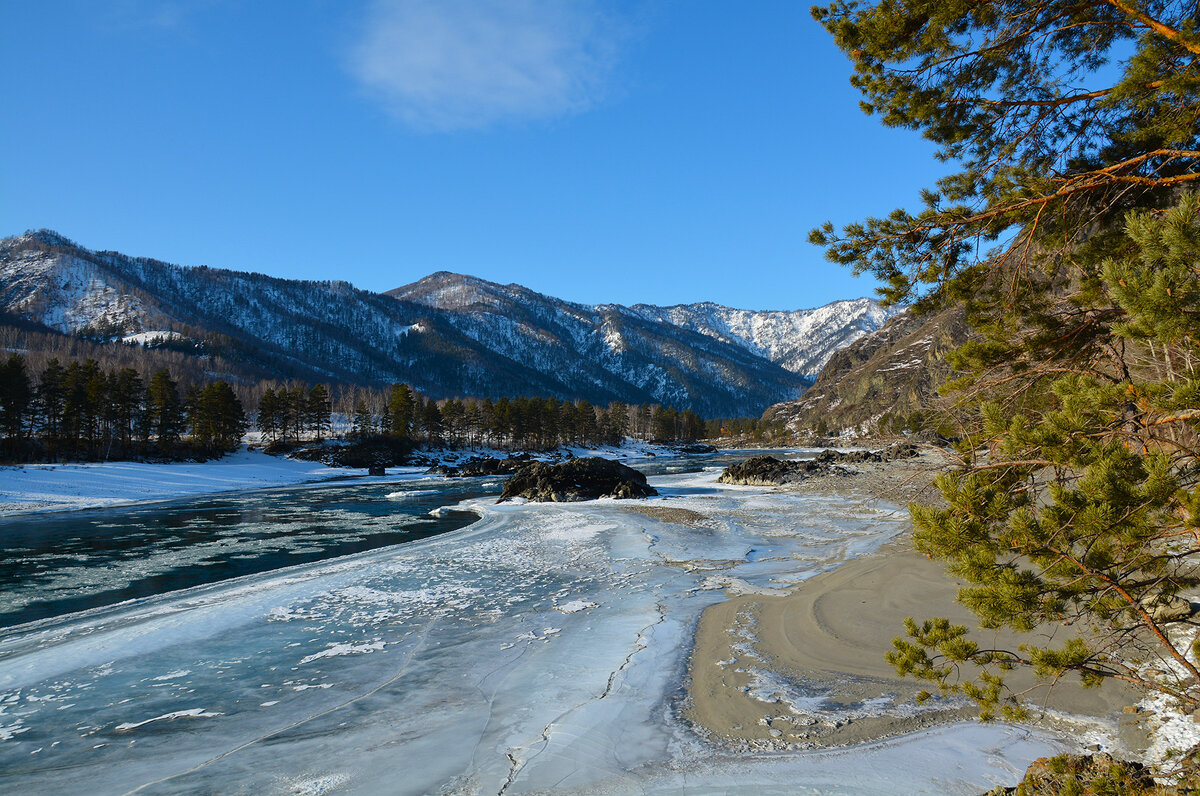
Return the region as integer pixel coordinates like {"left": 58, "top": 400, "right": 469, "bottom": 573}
{"left": 123, "top": 330, "right": 185, "bottom": 345}
{"left": 626, "top": 298, "right": 899, "bottom": 379}
{"left": 0, "top": 248, "right": 147, "bottom": 335}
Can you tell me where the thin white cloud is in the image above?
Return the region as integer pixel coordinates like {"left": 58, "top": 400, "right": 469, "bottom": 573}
{"left": 349, "top": 0, "right": 625, "bottom": 131}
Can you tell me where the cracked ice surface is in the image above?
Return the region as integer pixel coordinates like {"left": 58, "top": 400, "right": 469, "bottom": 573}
{"left": 0, "top": 467, "right": 1056, "bottom": 794}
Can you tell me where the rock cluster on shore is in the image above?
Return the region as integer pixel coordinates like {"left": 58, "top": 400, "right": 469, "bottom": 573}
{"left": 814, "top": 442, "right": 919, "bottom": 463}
{"left": 424, "top": 454, "right": 533, "bottom": 478}
{"left": 498, "top": 457, "right": 657, "bottom": 502}
{"left": 717, "top": 444, "right": 920, "bottom": 486}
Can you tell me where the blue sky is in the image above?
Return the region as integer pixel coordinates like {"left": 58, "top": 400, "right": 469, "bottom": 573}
{"left": 2, "top": 1, "right": 948, "bottom": 309}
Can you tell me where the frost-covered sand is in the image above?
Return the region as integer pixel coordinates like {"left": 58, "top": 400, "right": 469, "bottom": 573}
{"left": 687, "top": 451, "right": 1152, "bottom": 757}
{"left": 0, "top": 463, "right": 1067, "bottom": 795}
{"left": 688, "top": 538, "right": 1140, "bottom": 750}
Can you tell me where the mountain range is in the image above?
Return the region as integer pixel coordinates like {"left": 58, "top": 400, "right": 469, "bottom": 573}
{"left": 0, "top": 230, "right": 895, "bottom": 417}
{"left": 762, "top": 303, "right": 967, "bottom": 436}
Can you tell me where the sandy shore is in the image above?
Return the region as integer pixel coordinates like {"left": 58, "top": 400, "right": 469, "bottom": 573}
{"left": 686, "top": 448, "right": 1146, "bottom": 753}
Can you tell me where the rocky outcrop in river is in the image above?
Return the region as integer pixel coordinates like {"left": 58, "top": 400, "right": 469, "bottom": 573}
{"left": 717, "top": 445, "right": 920, "bottom": 486}
{"left": 814, "top": 443, "right": 920, "bottom": 464}
{"left": 499, "top": 458, "right": 657, "bottom": 502}
{"left": 717, "top": 456, "right": 851, "bottom": 486}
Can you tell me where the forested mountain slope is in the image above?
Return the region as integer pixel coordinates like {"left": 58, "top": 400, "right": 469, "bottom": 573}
{"left": 761, "top": 305, "right": 969, "bottom": 436}
{"left": 1, "top": 232, "right": 875, "bottom": 416}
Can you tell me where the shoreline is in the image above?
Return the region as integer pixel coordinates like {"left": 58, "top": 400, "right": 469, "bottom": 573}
{"left": 0, "top": 447, "right": 375, "bottom": 517}
{"left": 683, "top": 449, "right": 1147, "bottom": 756}
{"left": 0, "top": 440, "right": 699, "bottom": 518}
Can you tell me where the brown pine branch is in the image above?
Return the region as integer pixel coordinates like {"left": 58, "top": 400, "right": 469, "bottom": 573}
{"left": 1104, "top": 0, "right": 1200, "bottom": 55}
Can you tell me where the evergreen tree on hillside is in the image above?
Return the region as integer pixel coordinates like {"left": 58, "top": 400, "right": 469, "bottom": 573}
{"left": 812, "top": 0, "right": 1200, "bottom": 726}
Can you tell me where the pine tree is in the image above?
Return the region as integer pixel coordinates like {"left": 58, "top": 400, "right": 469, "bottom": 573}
{"left": 810, "top": 0, "right": 1200, "bottom": 306}
{"left": 284, "top": 386, "right": 307, "bottom": 441}
{"left": 110, "top": 368, "right": 144, "bottom": 449}
{"left": 441, "top": 399, "right": 466, "bottom": 447}
{"left": 605, "top": 402, "right": 628, "bottom": 445}
{"left": 0, "top": 354, "right": 33, "bottom": 445}
{"left": 492, "top": 397, "right": 512, "bottom": 447}
{"left": 257, "top": 388, "right": 277, "bottom": 442}
{"left": 421, "top": 399, "right": 443, "bottom": 445}
{"left": 576, "top": 400, "right": 598, "bottom": 445}
{"left": 350, "top": 399, "right": 374, "bottom": 439}
{"left": 190, "top": 381, "right": 247, "bottom": 453}
{"left": 810, "top": 0, "right": 1200, "bottom": 720}
{"left": 147, "top": 369, "right": 184, "bottom": 447}
{"left": 386, "top": 383, "right": 415, "bottom": 440}
{"left": 559, "top": 402, "right": 580, "bottom": 446}
{"left": 306, "top": 384, "right": 331, "bottom": 441}
{"left": 36, "top": 359, "right": 67, "bottom": 441}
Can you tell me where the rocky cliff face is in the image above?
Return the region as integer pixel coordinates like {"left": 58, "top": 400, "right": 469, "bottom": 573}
{"left": 761, "top": 304, "right": 969, "bottom": 436}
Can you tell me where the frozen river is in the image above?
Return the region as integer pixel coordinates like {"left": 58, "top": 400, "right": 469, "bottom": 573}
{"left": 0, "top": 457, "right": 1056, "bottom": 794}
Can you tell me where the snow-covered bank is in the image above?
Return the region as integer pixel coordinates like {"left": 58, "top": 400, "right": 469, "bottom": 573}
{"left": 0, "top": 440, "right": 711, "bottom": 518}
{"left": 0, "top": 448, "right": 367, "bottom": 516}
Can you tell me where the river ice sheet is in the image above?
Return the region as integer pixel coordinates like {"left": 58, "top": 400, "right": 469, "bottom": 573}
{"left": 0, "top": 468, "right": 1058, "bottom": 794}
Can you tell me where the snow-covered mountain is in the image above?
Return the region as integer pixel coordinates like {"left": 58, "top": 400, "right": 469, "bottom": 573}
{"left": 390, "top": 275, "right": 895, "bottom": 381}
{"left": 625, "top": 298, "right": 897, "bottom": 379}
{"left": 385, "top": 272, "right": 809, "bottom": 417}
{"left": 0, "top": 231, "right": 883, "bottom": 417}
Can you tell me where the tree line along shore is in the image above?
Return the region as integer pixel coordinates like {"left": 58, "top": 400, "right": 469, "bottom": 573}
{"left": 0, "top": 352, "right": 713, "bottom": 464}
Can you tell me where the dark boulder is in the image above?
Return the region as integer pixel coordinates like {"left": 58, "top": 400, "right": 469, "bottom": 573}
{"left": 815, "top": 448, "right": 881, "bottom": 464}
{"left": 720, "top": 444, "right": 921, "bottom": 486}
{"left": 460, "top": 457, "right": 529, "bottom": 477}
{"left": 368, "top": 464, "right": 386, "bottom": 476}
{"left": 499, "top": 457, "right": 657, "bottom": 502}
{"left": 814, "top": 443, "right": 921, "bottom": 465}
{"left": 272, "top": 435, "right": 412, "bottom": 468}
{"left": 889, "top": 442, "right": 921, "bottom": 460}
{"left": 717, "top": 455, "right": 853, "bottom": 486}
